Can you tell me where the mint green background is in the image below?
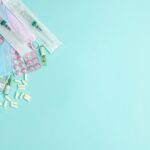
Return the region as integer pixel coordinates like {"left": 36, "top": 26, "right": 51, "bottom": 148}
{"left": 1, "top": 0, "right": 150, "bottom": 150}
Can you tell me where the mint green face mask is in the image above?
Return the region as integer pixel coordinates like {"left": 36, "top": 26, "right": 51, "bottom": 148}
{"left": 0, "top": 3, "right": 12, "bottom": 76}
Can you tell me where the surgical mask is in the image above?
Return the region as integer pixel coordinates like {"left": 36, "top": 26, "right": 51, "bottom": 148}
{"left": 3, "top": 0, "right": 61, "bottom": 53}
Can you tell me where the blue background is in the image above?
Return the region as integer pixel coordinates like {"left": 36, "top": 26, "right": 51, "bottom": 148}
{"left": 1, "top": 0, "right": 150, "bottom": 150}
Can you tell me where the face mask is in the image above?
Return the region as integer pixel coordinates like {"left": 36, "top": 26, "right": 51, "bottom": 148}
{"left": 0, "top": 16, "right": 32, "bottom": 56}
{"left": 0, "top": 2, "right": 12, "bottom": 76}
{"left": 3, "top": 0, "right": 61, "bottom": 53}
{"left": 6, "top": 6, "right": 35, "bottom": 45}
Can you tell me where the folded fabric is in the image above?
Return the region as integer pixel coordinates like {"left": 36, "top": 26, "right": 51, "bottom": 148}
{"left": 6, "top": 7, "right": 35, "bottom": 46}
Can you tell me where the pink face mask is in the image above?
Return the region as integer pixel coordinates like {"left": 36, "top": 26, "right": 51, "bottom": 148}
{"left": 2, "top": 1, "right": 41, "bottom": 76}
{"left": 7, "top": 9, "right": 35, "bottom": 45}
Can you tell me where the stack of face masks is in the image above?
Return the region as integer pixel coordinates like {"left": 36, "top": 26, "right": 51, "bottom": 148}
{"left": 0, "top": 0, "right": 61, "bottom": 109}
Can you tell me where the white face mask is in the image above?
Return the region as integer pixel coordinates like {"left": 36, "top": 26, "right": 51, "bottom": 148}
{"left": 3, "top": 0, "right": 61, "bottom": 53}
